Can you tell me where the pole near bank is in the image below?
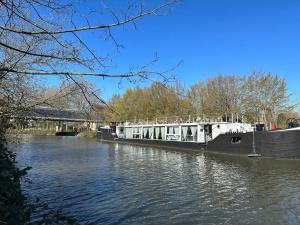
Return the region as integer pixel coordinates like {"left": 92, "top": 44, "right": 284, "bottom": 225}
{"left": 248, "top": 125, "right": 261, "bottom": 157}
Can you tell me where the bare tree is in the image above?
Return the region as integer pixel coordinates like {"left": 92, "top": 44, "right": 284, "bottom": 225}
{"left": 0, "top": 0, "right": 179, "bottom": 122}
{"left": 241, "top": 71, "right": 296, "bottom": 126}
{"left": 188, "top": 75, "right": 243, "bottom": 117}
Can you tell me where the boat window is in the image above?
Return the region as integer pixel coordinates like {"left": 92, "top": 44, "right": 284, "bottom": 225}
{"left": 231, "top": 137, "right": 242, "bottom": 144}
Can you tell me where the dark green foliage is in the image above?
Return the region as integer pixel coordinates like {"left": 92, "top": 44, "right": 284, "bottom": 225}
{"left": 0, "top": 129, "right": 31, "bottom": 224}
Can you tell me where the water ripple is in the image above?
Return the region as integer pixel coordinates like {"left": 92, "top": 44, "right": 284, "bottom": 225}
{"left": 16, "top": 136, "right": 300, "bottom": 225}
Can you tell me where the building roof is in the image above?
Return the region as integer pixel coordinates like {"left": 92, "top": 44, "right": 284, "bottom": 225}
{"left": 17, "top": 107, "right": 100, "bottom": 122}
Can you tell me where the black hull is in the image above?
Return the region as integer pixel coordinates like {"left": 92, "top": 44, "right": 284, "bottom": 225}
{"left": 207, "top": 130, "right": 300, "bottom": 158}
{"left": 55, "top": 131, "right": 78, "bottom": 136}
{"left": 115, "top": 138, "right": 207, "bottom": 151}
{"left": 97, "top": 130, "right": 300, "bottom": 159}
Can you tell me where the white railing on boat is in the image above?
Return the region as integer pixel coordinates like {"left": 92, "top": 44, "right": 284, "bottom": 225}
{"left": 117, "top": 113, "right": 246, "bottom": 127}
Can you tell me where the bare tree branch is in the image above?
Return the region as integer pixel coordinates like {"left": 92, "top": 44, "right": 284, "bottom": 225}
{"left": 1, "top": 68, "right": 137, "bottom": 78}
{"left": 0, "top": 1, "right": 178, "bottom": 35}
{"left": 0, "top": 0, "right": 180, "bottom": 120}
{"left": 0, "top": 41, "right": 78, "bottom": 61}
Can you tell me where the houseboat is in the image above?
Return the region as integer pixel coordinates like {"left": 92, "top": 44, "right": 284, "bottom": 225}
{"left": 97, "top": 116, "right": 300, "bottom": 159}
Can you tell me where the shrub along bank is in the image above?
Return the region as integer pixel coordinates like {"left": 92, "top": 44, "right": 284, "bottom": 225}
{"left": 0, "top": 130, "right": 31, "bottom": 224}
{"left": 0, "top": 119, "right": 82, "bottom": 225}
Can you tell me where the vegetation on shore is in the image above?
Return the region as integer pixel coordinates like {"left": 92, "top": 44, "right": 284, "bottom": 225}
{"left": 7, "top": 129, "right": 57, "bottom": 136}
{"left": 77, "top": 131, "right": 97, "bottom": 139}
{"left": 0, "top": 120, "right": 31, "bottom": 224}
{"left": 0, "top": 119, "right": 83, "bottom": 224}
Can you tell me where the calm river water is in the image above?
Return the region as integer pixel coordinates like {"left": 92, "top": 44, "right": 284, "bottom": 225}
{"left": 16, "top": 136, "right": 300, "bottom": 225}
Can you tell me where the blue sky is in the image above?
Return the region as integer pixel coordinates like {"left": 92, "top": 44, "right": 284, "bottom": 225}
{"left": 48, "top": 0, "right": 300, "bottom": 103}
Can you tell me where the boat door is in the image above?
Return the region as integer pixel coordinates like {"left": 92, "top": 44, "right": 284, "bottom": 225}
{"left": 204, "top": 124, "right": 212, "bottom": 141}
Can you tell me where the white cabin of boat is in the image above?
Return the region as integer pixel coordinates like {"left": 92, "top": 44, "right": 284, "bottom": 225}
{"left": 116, "top": 121, "right": 253, "bottom": 144}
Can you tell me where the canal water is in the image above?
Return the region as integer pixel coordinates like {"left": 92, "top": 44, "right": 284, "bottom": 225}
{"left": 16, "top": 136, "right": 300, "bottom": 225}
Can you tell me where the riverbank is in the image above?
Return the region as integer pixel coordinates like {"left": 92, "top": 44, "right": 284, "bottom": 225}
{"left": 77, "top": 131, "right": 97, "bottom": 139}
{"left": 1, "top": 134, "right": 84, "bottom": 224}
{"left": 7, "top": 129, "right": 56, "bottom": 136}
{"left": 0, "top": 136, "right": 30, "bottom": 224}
{"left": 8, "top": 129, "right": 97, "bottom": 139}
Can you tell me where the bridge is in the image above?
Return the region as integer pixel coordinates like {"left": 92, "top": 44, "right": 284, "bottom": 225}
{"left": 12, "top": 107, "right": 105, "bottom": 133}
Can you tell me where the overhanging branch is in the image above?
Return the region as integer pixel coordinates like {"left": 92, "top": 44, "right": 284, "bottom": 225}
{"left": 0, "top": 68, "right": 138, "bottom": 78}
{"left": 0, "top": 41, "right": 78, "bottom": 61}
{"left": 0, "top": 1, "right": 177, "bottom": 35}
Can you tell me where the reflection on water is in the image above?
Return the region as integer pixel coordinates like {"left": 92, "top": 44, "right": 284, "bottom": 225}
{"left": 16, "top": 136, "right": 300, "bottom": 225}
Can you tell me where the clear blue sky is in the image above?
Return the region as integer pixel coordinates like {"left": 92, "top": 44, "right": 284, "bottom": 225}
{"left": 48, "top": 0, "right": 300, "bottom": 103}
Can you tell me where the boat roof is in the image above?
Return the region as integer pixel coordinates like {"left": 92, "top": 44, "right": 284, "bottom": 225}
{"left": 118, "top": 121, "right": 250, "bottom": 128}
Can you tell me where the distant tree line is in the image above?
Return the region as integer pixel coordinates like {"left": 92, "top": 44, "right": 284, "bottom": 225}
{"left": 106, "top": 71, "right": 298, "bottom": 128}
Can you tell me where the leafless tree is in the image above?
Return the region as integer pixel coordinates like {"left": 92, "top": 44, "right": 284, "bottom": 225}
{"left": 38, "top": 78, "right": 103, "bottom": 114}
{"left": 0, "top": 0, "right": 179, "bottom": 122}
{"left": 188, "top": 75, "right": 243, "bottom": 116}
{"left": 241, "top": 71, "right": 296, "bottom": 126}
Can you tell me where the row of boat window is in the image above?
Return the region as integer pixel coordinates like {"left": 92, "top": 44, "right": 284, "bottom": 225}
{"left": 123, "top": 126, "right": 198, "bottom": 142}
